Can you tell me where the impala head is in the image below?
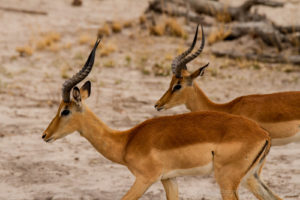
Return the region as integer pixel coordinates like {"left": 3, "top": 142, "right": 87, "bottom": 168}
{"left": 155, "top": 24, "right": 209, "bottom": 111}
{"left": 42, "top": 38, "right": 101, "bottom": 142}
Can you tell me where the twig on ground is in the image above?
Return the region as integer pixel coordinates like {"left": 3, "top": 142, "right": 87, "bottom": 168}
{"left": 0, "top": 6, "right": 47, "bottom": 15}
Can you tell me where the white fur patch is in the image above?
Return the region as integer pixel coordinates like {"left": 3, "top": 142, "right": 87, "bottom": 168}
{"left": 272, "top": 131, "right": 300, "bottom": 146}
{"left": 161, "top": 162, "right": 213, "bottom": 180}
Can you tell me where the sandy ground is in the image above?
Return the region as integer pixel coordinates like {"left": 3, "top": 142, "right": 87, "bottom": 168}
{"left": 0, "top": 0, "right": 299, "bottom": 199}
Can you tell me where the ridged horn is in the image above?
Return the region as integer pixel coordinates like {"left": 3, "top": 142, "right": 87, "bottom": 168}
{"left": 62, "top": 37, "right": 101, "bottom": 102}
{"left": 171, "top": 24, "right": 199, "bottom": 77}
{"left": 176, "top": 24, "right": 205, "bottom": 71}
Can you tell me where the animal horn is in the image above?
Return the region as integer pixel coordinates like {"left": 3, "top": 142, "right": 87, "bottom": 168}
{"left": 177, "top": 24, "right": 205, "bottom": 70}
{"left": 62, "top": 37, "right": 101, "bottom": 102}
{"left": 172, "top": 24, "right": 199, "bottom": 77}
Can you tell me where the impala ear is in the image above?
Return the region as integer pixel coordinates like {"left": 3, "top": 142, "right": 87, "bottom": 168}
{"left": 190, "top": 63, "right": 209, "bottom": 80}
{"left": 80, "top": 81, "right": 91, "bottom": 100}
{"left": 72, "top": 87, "right": 81, "bottom": 102}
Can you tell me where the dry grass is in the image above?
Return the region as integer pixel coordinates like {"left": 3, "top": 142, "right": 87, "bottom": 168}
{"left": 125, "top": 55, "right": 131, "bottom": 66}
{"left": 165, "top": 18, "right": 186, "bottom": 38}
{"left": 152, "top": 62, "right": 170, "bottom": 76}
{"left": 0, "top": 65, "right": 13, "bottom": 78}
{"left": 164, "top": 53, "right": 173, "bottom": 61}
{"left": 139, "top": 15, "right": 146, "bottom": 25}
{"left": 0, "top": 78, "right": 8, "bottom": 91}
{"left": 98, "top": 23, "right": 111, "bottom": 37}
{"left": 289, "top": 32, "right": 300, "bottom": 48}
{"left": 73, "top": 51, "right": 85, "bottom": 61}
{"left": 63, "top": 42, "right": 72, "bottom": 50}
{"left": 48, "top": 43, "right": 60, "bottom": 52}
{"left": 36, "top": 40, "right": 47, "bottom": 50}
{"left": 15, "top": 45, "right": 33, "bottom": 56}
{"left": 114, "top": 79, "right": 122, "bottom": 85}
{"left": 208, "top": 25, "right": 231, "bottom": 44}
{"left": 103, "top": 60, "right": 115, "bottom": 68}
{"left": 35, "top": 32, "right": 61, "bottom": 51}
{"left": 111, "top": 21, "right": 123, "bottom": 33}
{"left": 47, "top": 32, "right": 61, "bottom": 42}
{"left": 149, "top": 23, "right": 165, "bottom": 36}
{"left": 60, "top": 63, "right": 72, "bottom": 79}
{"left": 123, "top": 20, "right": 133, "bottom": 28}
{"left": 79, "top": 33, "right": 93, "bottom": 45}
{"left": 216, "top": 12, "right": 232, "bottom": 23}
{"left": 176, "top": 46, "right": 186, "bottom": 55}
{"left": 141, "top": 67, "right": 151, "bottom": 75}
{"left": 100, "top": 42, "right": 117, "bottom": 57}
{"left": 149, "top": 18, "right": 186, "bottom": 38}
{"left": 207, "top": 67, "right": 218, "bottom": 77}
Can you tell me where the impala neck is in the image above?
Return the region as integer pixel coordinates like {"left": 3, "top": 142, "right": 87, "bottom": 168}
{"left": 79, "top": 106, "right": 129, "bottom": 165}
{"left": 185, "top": 82, "right": 229, "bottom": 112}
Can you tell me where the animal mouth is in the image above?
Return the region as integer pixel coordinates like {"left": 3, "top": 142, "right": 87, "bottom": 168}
{"left": 155, "top": 106, "right": 164, "bottom": 111}
{"left": 44, "top": 137, "right": 54, "bottom": 143}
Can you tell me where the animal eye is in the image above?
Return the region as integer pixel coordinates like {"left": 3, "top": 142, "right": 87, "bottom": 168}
{"left": 61, "top": 110, "right": 70, "bottom": 116}
{"left": 173, "top": 84, "right": 182, "bottom": 91}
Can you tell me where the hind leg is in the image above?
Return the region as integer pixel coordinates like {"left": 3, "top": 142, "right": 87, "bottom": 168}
{"left": 213, "top": 141, "right": 270, "bottom": 200}
{"left": 246, "top": 174, "right": 282, "bottom": 200}
{"left": 161, "top": 178, "right": 179, "bottom": 200}
{"left": 245, "top": 161, "right": 282, "bottom": 200}
{"left": 214, "top": 165, "right": 240, "bottom": 200}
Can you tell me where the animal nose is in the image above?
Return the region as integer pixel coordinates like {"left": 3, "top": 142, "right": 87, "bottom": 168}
{"left": 154, "top": 104, "right": 163, "bottom": 111}
{"left": 42, "top": 133, "right": 46, "bottom": 139}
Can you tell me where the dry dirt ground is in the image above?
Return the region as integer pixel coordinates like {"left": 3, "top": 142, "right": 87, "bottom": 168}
{"left": 0, "top": 0, "right": 299, "bottom": 199}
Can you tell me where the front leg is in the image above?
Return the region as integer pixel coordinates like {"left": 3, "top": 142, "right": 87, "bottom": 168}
{"left": 162, "top": 178, "right": 179, "bottom": 200}
{"left": 122, "top": 177, "right": 154, "bottom": 200}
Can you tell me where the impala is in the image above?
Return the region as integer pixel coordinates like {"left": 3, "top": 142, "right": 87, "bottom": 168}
{"left": 42, "top": 38, "right": 282, "bottom": 200}
{"left": 155, "top": 25, "right": 300, "bottom": 146}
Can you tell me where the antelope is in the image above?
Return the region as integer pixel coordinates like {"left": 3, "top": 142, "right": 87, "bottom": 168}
{"left": 42, "top": 38, "right": 282, "bottom": 200}
{"left": 155, "top": 25, "right": 300, "bottom": 146}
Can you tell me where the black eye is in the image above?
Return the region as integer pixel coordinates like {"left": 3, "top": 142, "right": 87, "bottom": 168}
{"left": 173, "top": 84, "right": 181, "bottom": 91}
{"left": 61, "top": 110, "right": 70, "bottom": 116}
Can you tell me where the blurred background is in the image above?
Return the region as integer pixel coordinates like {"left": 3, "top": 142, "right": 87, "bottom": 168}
{"left": 0, "top": 0, "right": 299, "bottom": 199}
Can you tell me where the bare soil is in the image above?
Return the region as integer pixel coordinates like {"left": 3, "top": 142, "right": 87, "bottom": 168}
{"left": 0, "top": 0, "right": 299, "bottom": 199}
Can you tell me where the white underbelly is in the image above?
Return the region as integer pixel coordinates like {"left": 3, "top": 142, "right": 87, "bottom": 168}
{"left": 161, "top": 162, "right": 213, "bottom": 180}
{"left": 272, "top": 131, "right": 300, "bottom": 146}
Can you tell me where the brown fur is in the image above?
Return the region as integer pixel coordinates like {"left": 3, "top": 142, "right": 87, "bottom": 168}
{"left": 155, "top": 72, "right": 300, "bottom": 145}
{"left": 42, "top": 82, "right": 281, "bottom": 200}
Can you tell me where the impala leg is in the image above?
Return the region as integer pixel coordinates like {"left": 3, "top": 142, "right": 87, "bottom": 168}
{"left": 214, "top": 162, "right": 241, "bottom": 200}
{"left": 214, "top": 163, "right": 243, "bottom": 200}
{"left": 245, "top": 159, "right": 282, "bottom": 200}
{"left": 121, "top": 177, "right": 154, "bottom": 200}
{"left": 246, "top": 173, "right": 282, "bottom": 200}
{"left": 214, "top": 167, "right": 239, "bottom": 199}
{"left": 217, "top": 182, "right": 239, "bottom": 200}
{"left": 161, "top": 178, "right": 179, "bottom": 200}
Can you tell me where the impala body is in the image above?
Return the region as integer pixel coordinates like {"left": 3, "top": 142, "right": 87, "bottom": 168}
{"left": 42, "top": 38, "right": 282, "bottom": 200}
{"left": 155, "top": 25, "right": 300, "bottom": 146}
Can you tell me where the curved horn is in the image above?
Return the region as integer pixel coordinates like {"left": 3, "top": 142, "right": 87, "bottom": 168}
{"left": 177, "top": 24, "right": 205, "bottom": 69}
{"left": 171, "top": 24, "right": 199, "bottom": 76}
{"left": 62, "top": 37, "right": 101, "bottom": 102}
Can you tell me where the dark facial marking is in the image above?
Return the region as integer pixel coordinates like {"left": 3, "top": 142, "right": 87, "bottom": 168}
{"left": 172, "top": 84, "right": 182, "bottom": 92}
{"left": 61, "top": 109, "right": 70, "bottom": 116}
{"left": 172, "top": 81, "right": 182, "bottom": 92}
